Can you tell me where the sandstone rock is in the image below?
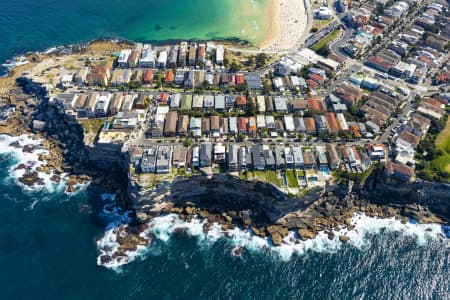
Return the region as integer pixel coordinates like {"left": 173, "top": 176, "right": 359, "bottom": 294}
{"left": 251, "top": 226, "right": 266, "bottom": 237}
{"left": 50, "top": 174, "right": 61, "bottom": 183}
{"left": 170, "top": 207, "right": 183, "bottom": 214}
{"left": 19, "top": 172, "right": 43, "bottom": 186}
{"left": 297, "top": 229, "right": 316, "bottom": 241}
{"left": 232, "top": 247, "right": 244, "bottom": 256}
{"left": 326, "top": 231, "right": 335, "bottom": 240}
{"left": 278, "top": 227, "right": 289, "bottom": 238}
{"left": 184, "top": 207, "right": 194, "bottom": 215}
{"left": 266, "top": 225, "right": 283, "bottom": 235}
{"left": 241, "top": 210, "right": 251, "bottom": 226}
{"left": 271, "top": 232, "right": 283, "bottom": 246}
{"left": 66, "top": 184, "right": 75, "bottom": 193}
{"left": 99, "top": 255, "right": 112, "bottom": 265}
{"left": 14, "top": 164, "right": 26, "bottom": 170}
{"left": 221, "top": 213, "right": 233, "bottom": 223}
{"left": 339, "top": 235, "right": 350, "bottom": 243}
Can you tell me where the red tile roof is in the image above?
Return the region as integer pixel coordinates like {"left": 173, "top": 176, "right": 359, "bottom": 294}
{"left": 309, "top": 73, "right": 325, "bottom": 83}
{"left": 235, "top": 73, "right": 245, "bottom": 85}
{"left": 143, "top": 69, "right": 153, "bottom": 83}
{"left": 238, "top": 117, "right": 248, "bottom": 131}
{"left": 306, "top": 79, "right": 319, "bottom": 89}
{"left": 307, "top": 97, "right": 326, "bottom": 112}
{"left": 399, "top": 130, "right": 420, "bottom": 146}
{"left": 236, "top": 95, "right": 247, "bottom": 106}
{"left": 164, "top": 69, "right": 174, "bottom": 83}
{"left": 304, "top": 117, "right": 316, "bottom": 132}
{"left": 325, "top": 112, "right": 340, "bottom": 132}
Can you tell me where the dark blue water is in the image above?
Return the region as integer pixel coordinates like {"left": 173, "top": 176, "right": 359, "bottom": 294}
{"left": 1, "top": 151, "right": 449, "bottom": 299}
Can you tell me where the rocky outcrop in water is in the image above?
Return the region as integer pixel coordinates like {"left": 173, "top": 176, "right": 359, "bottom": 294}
{"left": 127, "top": 170, "right": 449, "bottom": 247}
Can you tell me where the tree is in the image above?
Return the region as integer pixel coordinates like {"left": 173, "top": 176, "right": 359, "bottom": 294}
{"left": 229, "top": 61, "right": 240, "bottom": 72}
{"left": 247, "top": 55, "right": 254, "bottom": 66}
{"left": 183, "top": 138, "right": 192, "bottom": 148}
{"left": 255, "top": 53, "right": 268, "bottom": 68}
{"left": 245, "top": 99, "right": 257, "bottom": 116}
{"left": 263, "top": 82, "right": 271, "bottom": 95}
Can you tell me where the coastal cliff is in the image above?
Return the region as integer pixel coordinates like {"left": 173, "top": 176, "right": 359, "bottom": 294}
{"left": 127, "top": 169, "right": 448, "bottom": 246}
{"left": 4, "top": 78, "right": 128, "bottom": 198}
{"left": 4, "top": 77, "right": 449, "bottom": 249}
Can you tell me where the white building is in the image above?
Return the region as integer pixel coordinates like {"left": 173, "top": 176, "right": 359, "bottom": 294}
{"left": 256, "top": 114, "right": 266, "bottom": 128}
{"left": 283, "top": 115, "right": 295, "bottom": 132}
{"left": 315, "top": 7, "right": 332, "bottom": 19}
{"left": 95, "top": 93, "right": 112, "bottom": 117}
{"left": 157, "top": 51, "right": 168, "bottom": 68}
{"left": 118, "top": 49, "right": 132, "bottom": 68}
{"left": 216, "top": 45, "right": 224, "bottom": 65}
{"left": 139, "top": 45, "right": 156, "bottom": 68}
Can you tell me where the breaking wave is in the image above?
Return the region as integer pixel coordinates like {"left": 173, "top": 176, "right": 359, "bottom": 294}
{"left": 97, "top": 205, "right": 449, "bottom": 271}
{"left": 0, "top": 134, "right": 68, "bottom": 193}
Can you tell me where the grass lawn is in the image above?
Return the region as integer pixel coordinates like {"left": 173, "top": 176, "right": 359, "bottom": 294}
{"left": 296, "top": 170, "right": 305, "bottom": 177}
{"left": 285, "top": 170, "right": 299, "bottom": 188}
{"left": 253, "top": 170, "right": 266, "bottom": 181}
{"left": 311, "top": 29, "right": 341, "bottom": 52}
{"left": 433, "top": 117, "right": 450, "bottom": 174}
{"left": 79, "top": 118, "right": 105, "bottom": 134}
{"left": 266, "top": 170, "right": 282, "bottom": 187}
{"left": 312, "top": 19, "right": 333, "bottom": 31}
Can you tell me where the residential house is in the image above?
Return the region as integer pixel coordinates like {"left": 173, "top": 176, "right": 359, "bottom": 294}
{"left": 94, "top": 93, "right": 112, "bottom": 117}
{"left": 141, "top": 147, "right": 157, "bottom": 173}
{"left": 177, "top": 115, "right": 189, "bottom": 136}
{"left": 264, "top": 149, "right": 276, "bottom": 170}
{"left": 326, "top": 144, "right": 340, "bottom": 170}
{"left": 190, "top": 117, "right": 202, "bottom": 138}
{"left": 228, "top": 144, "right": 239, "bottom": 171}
{"left": 229, "top": 117, "right": 238, "bottom": 134}
{"left": 315, "top": 115, "right": 328, "bottom": 135}
{"left": 164, "top": 111, "right": 178, "bottom": 137}
{"left": 156, "top": 146, "right": 172, "bottom": 174}
{"left": 199, "top": 143, "right": 212, "bottom": 167}
{"left": 304, "top": 117, "right": 317, "bottom": 134}
{"left": 274, "top": 96, "right": 288, "bottom": 113}
{"left": 86, "top": 66, "right": 110, "bottom": 87}
{"left": 252, "top": 144, "right": 266, "bottom": 170}
{"left": 385, "top": 161, "right": 414, "bottom": 181}
{"left": 172, "top": 145, "right": 188, "bottom": 168}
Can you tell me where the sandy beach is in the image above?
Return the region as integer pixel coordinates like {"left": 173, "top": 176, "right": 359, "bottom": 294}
{"left": 261, "top": 0, "right": 309, "bottom": 52}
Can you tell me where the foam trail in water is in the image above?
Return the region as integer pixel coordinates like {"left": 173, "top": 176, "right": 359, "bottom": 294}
{"left": 97, "top": 212, "right": 449, "bottom": 270}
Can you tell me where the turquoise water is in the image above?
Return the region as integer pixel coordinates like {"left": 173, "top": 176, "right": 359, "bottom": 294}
{"left": 0, "top": 0, "right": 269, "bottom": 65}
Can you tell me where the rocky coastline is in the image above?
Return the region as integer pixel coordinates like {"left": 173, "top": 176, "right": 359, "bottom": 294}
{"left": 0, "top": 77, "right": 128, "bottom": 196}
{"left": 1, "top": 74, "right": 449, "bottom": 263}
{"left": 120, "top": 173, "right": 448, "bottom": 250}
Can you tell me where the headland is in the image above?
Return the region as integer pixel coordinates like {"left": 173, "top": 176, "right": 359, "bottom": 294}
{"left": 1, "top": 0, "right": 450, "bottom": 268}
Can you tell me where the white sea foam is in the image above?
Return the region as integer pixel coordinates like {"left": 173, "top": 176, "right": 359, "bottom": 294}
{"left": 0, "top": 134, "right": 69, "bottom": 192}
{"left": 97, "top": 212, "right": 449, "bottom": 270}
{"left": 100, "top": 193, "right": 133, "bottom": 230}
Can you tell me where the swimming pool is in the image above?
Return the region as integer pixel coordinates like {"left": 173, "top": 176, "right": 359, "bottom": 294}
{"left": 321, "top": 166, "right": 330, "bottom": 176}
{"left": 281, "top": 173, "right": 287, "bottom": 187}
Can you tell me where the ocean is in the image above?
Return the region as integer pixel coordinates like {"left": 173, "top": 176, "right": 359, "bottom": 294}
{"left": 0, "top": 0, "right": 269, "bottom": 65}
{"left": 1, "top": 135, "right": 450, "bottom": 299}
